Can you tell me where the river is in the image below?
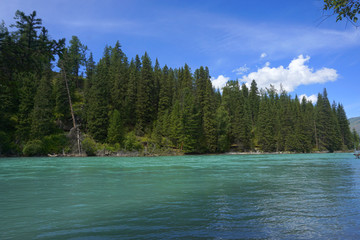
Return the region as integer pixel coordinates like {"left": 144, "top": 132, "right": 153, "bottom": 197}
{"left": 1, "top": 153, "right": 360, "bottom": 239}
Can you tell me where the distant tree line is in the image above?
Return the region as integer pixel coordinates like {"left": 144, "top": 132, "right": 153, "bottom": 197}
{"left": 1, "top": 11, "right": 358, "bottom": 156}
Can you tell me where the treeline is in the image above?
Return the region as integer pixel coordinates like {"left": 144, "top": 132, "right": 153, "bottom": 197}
{"left": 1, "top": 11, "right": 359, "bottom": 156}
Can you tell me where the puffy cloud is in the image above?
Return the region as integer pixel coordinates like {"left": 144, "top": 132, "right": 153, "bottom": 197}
{"left": 260, "top": 52, "right": 267, "bottom": 59}
{"left": 241, "top": 55, "right": 338, "bottom": 92}
{"left": 211, "top": 75, "right": 230, "bottom": 90}
{"left": 232, "top": 64, "right": 249, "bottom": 75}
{"left": 299, "top": 94, "right": 318, "bottom": 104}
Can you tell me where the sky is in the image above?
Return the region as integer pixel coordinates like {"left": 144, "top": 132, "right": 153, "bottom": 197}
{"left": 1, "top": 0, "right": 360, "bottom": 118}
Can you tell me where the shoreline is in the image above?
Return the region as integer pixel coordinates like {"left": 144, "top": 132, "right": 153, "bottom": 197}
{"left": 0, "top": 150, "right": 354, "bottom": 158}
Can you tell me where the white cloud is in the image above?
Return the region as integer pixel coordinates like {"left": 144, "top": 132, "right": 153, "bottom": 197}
{"left": 260, "top": 52, "right": 267, "bottom": 59}
{"left": 211, "top": 75, "right": 230, "bottom": 90}
{"left": 241, "top": 55, "right": 338, "bottom": 92}
{"left": 299, "top": 94, "right": 318, "bottom": 104}
{"left": 232, "top": 64, "right": 249, "bottom": 75}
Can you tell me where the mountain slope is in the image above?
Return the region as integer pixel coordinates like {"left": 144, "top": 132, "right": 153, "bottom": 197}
{"left": 349, "top": 117, "right": 360, "bottom": 135}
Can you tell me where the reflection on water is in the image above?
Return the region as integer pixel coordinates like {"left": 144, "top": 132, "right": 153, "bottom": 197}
{"left": 1, "top": 153, "right": 360, "bottom": 239}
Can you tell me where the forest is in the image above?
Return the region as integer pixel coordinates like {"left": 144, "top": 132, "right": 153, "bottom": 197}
{"left": 1, "top": 11, "right": 359, "bottom": 156}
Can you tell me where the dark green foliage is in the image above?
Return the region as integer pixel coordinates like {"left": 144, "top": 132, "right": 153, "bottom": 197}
{"left": 353, "top": 128, "right": 360, "bottom": 149}
{"left": 249, "top": 80, "right": 260, "bottom": 126}
{"left": 86, "top": 52, "right": 110, "bottom": 142}
{"left": 82, "top": 136, "right": 97, "bottom": 156}
{"left": 124, "top": 132, "right": 143, "bottom": 151}
{"left": 124, "top": 59, "right": 139, "bottom": 127}
{"left": 336, "top": 103, "right": 353, "bottom": 149}
{"left": 0, "top": 131, "right": 16, "bottom": 155}
{"left": 16, "top": 72, "right": 37, "bottom": 142}
{"left": 136, "top": 52, "right": 155, "bottom": 135}
{"left": 215, "top": 105, "right": 230, "bottom": 152}
{"left": 23, "top": 140, "right": 44, "bottom": 156}
{"left": 107, "top": 109, "right": 125, "bottom": 145}
{"left": 315, "top": 89, "right": 342, "bottom": 152}
{"left": 109, "top": 41, "right": 128, "bottom": 112}
{"left": 257, "top": 94, "right": 277, "bottom": 152}
{"left": 43, "top": 134, "right": 69, "bottom": 154}
{"left": 323, "top": 0, "right": 360, "bottom": 25}
{"left": 30, "top": 69, "right": 55, "bottom": 139}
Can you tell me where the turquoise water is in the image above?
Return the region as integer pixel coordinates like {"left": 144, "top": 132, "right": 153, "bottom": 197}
{"left": 1, "top": 153, "right": 360, "bottom": 239}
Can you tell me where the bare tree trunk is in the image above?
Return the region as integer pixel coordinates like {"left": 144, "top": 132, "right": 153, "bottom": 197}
{"left": 60, "top": 60, "right": 81, "bottom": 155}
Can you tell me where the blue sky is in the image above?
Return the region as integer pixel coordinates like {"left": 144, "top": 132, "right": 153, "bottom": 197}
{"left": 2, "top": 0, "right": 360, "bottom": 117}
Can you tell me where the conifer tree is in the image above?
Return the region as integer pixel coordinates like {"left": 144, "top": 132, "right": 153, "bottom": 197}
{"left": 87, "top": 55, "right": 110, "bottom": 142}
{"left": 336, "top": 103, "right": 353, "bottom": 149}
{"left": 239, "top": 83, "right": 252, "bottom": 151}
{"left": 353, "top": 128, "right": 360, "bottom": 150}
{"left": 202, "top": 78, "right": 217, "bottom": 152}
{"left": 181, "top": 88, "right": 201, "bottom": 153}
{"left": 222, "top": 80, "right": 242, "bottom": 148}
{"left": 107, "top": 109, "right": 125, "bottom": 145}
{"left": 16, "top": 73, "right": 37, "bottom": 142}
{"left": 30, "top": 68, "right": 55, "bottom": 139}
{"left": 53, "top": 73, "right": 70, "bottom": 124}
{"left": 315, "top": 89, "right": 342, "bottom": 152}
{"left": 249, "top": 80, "right": 260, "bottom": 126}
{"left": 158, "top": 65, "right": 173, "bottom": 115}
{"left": 124, "top": 59, "right": 139, "bottom": 127}
{"left": 136, "top": 52, "right": 154, "bottom": 135}
{"left": 215, "top": 105, "right": 231, "bottom": 152}
{"left": 257, "top": 93, "right": 277, "bottom": 152}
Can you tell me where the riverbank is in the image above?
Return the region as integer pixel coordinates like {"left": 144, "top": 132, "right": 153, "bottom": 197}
{"left": 1, "top": 149, "right": 354, "bottom": 158}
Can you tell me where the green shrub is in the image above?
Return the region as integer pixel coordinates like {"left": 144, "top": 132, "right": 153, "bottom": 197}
{"left": 82, "top": 136, "right": 97, "bottom": 156}
{"left": 124, "top": 132, "right": 143, "bottom": 151}
{"left": 43, "top": 134, "right": 69, "bottom": 154}
{"left": 23, "top": 140, "right": 44, "bottom": 156}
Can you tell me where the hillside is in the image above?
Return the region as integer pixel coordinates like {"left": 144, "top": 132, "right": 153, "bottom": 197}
{"left": 349, "top": 117, "right": 360, "bottom": 135}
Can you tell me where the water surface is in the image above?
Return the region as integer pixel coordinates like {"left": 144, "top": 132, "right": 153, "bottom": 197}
{"left": 1, "top": 153, "right": 360, "bottom": 239}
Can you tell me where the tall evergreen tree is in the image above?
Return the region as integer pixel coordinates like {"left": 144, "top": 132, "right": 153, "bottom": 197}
{"left": 336, "top": 103, "right": 353, "bottom": 149}
{"left": 86, "top": 52, "right": 110, "bottom": 142}
{"left": 315, "top": 89, "right": 342, "bottom": 152}
{"left": 15, "top": 72, "right": 37, "bottom": 142}
{"left": 107, "top": 109, "right": 125, "bottom": 145}
{"left": 215, "top": 105, "right": 231, "bottom": 152}
{"left": 30, "top": 68, "right": 55, "bottom": 139}
{"left": 136, "top": 52, "right": 154, "bottom": 135}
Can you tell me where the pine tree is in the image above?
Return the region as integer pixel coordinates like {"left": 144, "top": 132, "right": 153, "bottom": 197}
{"left": 124, "top": 59, "right": 139, "bottom": 127}
{"left": 222, "top": 80, "right": 241, "bottom": 149}
{"left": 215, "top": 105, "right": 230, "bottom": 152}
{"left": 181, "top": 88, "right": 200, "bottom": 153}
{"left": 30, "top": 68, "right": 55, "bottom": 139}
{"left": 110, "top": 41, "right": 128, "bottom": 112}
{"left": 107, "top": 109, "right": 125, "bottom": 145}
{"left": 249, "top": 80, "right": 260, "bottom": 126}
{"left": 239, "top": 83, "right": 252, "bottom": 151}
{"left": 353, "top": 128, "right": 360, "bottom": 150}
{"left": 157, "top": 65, "right": 173, "bottom": 115}
{"left": 53, "top": 73, "right": 70, "bottom": 124}
{"left": 136, "top": 52, "right": 154, "bottom": 135}
{"left": 153, "top": 59, "right": 162, "bottom": 117}
{"left": 257, "top": 93, "right": 277, "bottom": 152}
{"left": 169, "top": 100, "right": 184, "bottom": 148}
{"left": 16, "top": 73, "right": 37, "bottom": 142}
{"left": 336, "top": 103, "right": 353, "bottom": 149}
{"left": 315, "top": 89, "right": 342, "bottom": 152}
{"left": 67, "top": 36, "right": 87, "bottom": 88}
{"left": 86, "top": 53, "right": 110, "bottom": 142}
{"left": 298, "top": 97, "right": 315, "bottom": 152}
